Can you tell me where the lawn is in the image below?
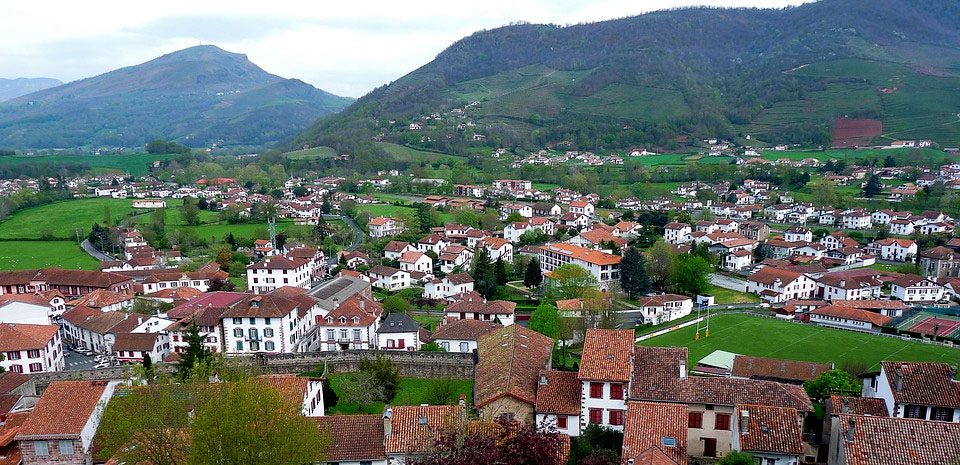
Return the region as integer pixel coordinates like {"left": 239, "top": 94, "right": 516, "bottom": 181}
{"left": 412, "top": 314, "right": 443, "bottom": 331}
{"left": 282, "top": 146, "right": 337, "bottom": 161}
{"left": 0, "top": 241, "right": 100, "bottom": 271}
{"left": 324, "top": 374, "right": 473, "bottom": 415}
{"left": 0, "top": 152, "right": 179, "bottom": 176}
{"left": 357, "top": 204, "right": 455, "bottom": 224}
{"left": 638, "top": 314, "right": 960, "bottom": 371}
{"left": 703, "top": 284, "right": 760, "bottom": 305}
{"left": 0, "top": 198, "right": 139, "bottom": 240}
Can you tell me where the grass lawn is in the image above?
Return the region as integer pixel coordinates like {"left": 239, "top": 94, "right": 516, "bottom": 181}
{"left": 0, "top": 241, "right": 100, "bottom": 271}
{"left": 703, "top": 284, "right": 760, "bottom": 305}
{"left": 0, "top": 152, "right": 179, "bottom": 176}
{"left": 325, "top": 374, "right": 473, "bottom": 415}
{"left": 413, "top": 314, "right": 443, "bottom": 331}
{"left": 639, "top": 314, "right": 960, "bottom": 371}
{"left": 0, "top": 198, "right": 140, "bottom": 240}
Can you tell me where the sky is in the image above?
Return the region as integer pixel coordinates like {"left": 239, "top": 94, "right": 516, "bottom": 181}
{"left": 1, "top": 0, "right": 811, "bottom": 98}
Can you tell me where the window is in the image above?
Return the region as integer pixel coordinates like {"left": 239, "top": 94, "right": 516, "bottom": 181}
{"left": 250, "top": 341, "right": 260, "bottom": 351}
{"left": 557, "top": 416, "right": 568, "bottom": 428}
{"left": 661, "top": 436, "right": 677, "bottom": 447}
{"left": 6, "top": 351, "right": 19, "bottom": 360}
{"left": 235, "top": 341, "right": 244, "bottom": 351}
{"left": 326, "top": 329, "right": 334, "bottom": 340}
{"left": 264, "top": 318, "right": 272, "bottom": 325}
{"left": 27, "top": 349, "right": 40, "bottom": 358}
{"left": 715, "top": 413, "right": 731, "bottom": 430}
{"left": 905, "top": 405, "right": 927, "bottom": 419}
{"left": 588, "top": 409, "right": 602, "bottom": 424}
{"left": 232, "top": 318, "right": 242, "bottom": 325}
{"left": 339, "top": 329, "right": 347, "bottom": 340}
{"left": 609, "top": 410, "right": 624, "bottom": 426}
{"left": 264, "top": 328, "right": 274, "bottom": 338}
{"left": 34, "top": 441, "right": 49, "bottom": 456}
{"left": 58, "top": 440, "right": 74, "bottom": 455}
{"left": 610, "top": 383, "right": 624, "bottom": 400}
{"left": 353, "top": 329, "right": 361, "bottom": 341}
{"left": 590, "top": 382, "right": 603, "bottom": 399}
{"left": 249, "top": 318, "right": 256, "bottom": 325}
{"left": 29, "top": 363, "right": 42, "bottom": 372}
{"left": 459, "top": 342, "right": 468, "bottom": 352}
{"left": 233, "top": 328, "right": 243, "bottom": 338}
{"left": 688, "top": 411, "right": 703, "bottom": 428}
{"left": 264, "top": 341, "right": 275, "bottom": 351}
{"left": 9, "top": 365, "right": 22, "bottom": 373}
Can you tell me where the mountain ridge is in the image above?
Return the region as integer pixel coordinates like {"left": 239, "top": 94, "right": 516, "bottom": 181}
{"left": 0, "top": 45, "right": 353, "bottom": 149}
{"left": 0, "top": 77, "right": 63, "bottom": 102}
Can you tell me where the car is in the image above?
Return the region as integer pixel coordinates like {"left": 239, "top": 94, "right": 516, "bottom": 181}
{"left": 93, "top": 362, "right": 111, "bottom": 369}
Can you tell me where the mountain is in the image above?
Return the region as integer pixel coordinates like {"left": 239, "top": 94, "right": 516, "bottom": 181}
{"left": 0, "top": 78, "right": 63, "bottom": 102}
{"left": 0, "top": 45, "right": 353, "bottom": 149}
{"left": 296, "top": 0, "right": 960, "bottom": 155}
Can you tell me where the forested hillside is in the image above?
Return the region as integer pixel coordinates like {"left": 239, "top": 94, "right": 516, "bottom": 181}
{"left": 296, "top": 0, "right": 960, "bottom": 157}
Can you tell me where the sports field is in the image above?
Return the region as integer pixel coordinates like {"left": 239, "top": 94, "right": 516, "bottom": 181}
{"left": 897, "top": 311, "right": 960, "bottom": 338}
{"left": 638, "top": 313, "right": 960, "bottom": 371}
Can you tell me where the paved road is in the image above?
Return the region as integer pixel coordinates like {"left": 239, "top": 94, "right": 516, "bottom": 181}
{"left": 710, "top": 273, "right": 748, "bottom": 292}
{"left": 80, "top": 239, "right": 115, "bottom": 262}
{"left": 63, "top": 351, "right": 98, "bottom": 371}
{"left": 323, "top": 214, "right": 364, "bottom": 269}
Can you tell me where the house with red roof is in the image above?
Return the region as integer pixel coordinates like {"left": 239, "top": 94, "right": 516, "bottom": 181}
{"left": 862, "top": 362, "right": 960, "bottom": 422}
{"left": 731, "top": 404, "right": 804, "bottom": 464}
{"left": 475, "top": 325, "right": 552, "bottom": 423}
{"left": 538, "top": 243, "right": 621, "bottom": 290}
{"left": 578, "top": 329, "right": 635, "bottom": 433}
{"left": 315, "top": 294, "right": 383, "bottom": 351}
{"left": 0, "top": 323, "right": 64, "bottom": 374}
{"left": 745, "top": 267, "right": 817, "bottom": 303}
{"left": 246, "top": 255, "right": 311, "bottom": 294}
{"left": 865, "top": 238, "right": 917, "bottom": 262}
{"left": 535, "top": 370, "right": 582, "bottom": 436}
{"left": 809, "top": 305, "right": 892, "bottom": 333}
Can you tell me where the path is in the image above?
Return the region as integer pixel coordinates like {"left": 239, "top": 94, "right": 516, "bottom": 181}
{"left": 709, "top": 273, "right": 748, "bottom": 292}
{"left": 80, "top": 239, "right": 115, "bottom": 262}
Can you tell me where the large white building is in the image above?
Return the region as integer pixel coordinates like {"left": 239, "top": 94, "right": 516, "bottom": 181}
{"left": 538, "top": 243, "right": 621, "bottom": 290}
{"left": 0, "top": 322, "right": 64, "bottom": 373}
{"left": 246, "top": 256, "right": 312, "bottom": 294}
{"left": 745, "top": 267, "right": 817, "bottom": 303}
{"left": 222, "top": 292, "right": 316, "bottom": 354}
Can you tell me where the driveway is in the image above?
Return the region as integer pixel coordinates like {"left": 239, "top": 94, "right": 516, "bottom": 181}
{"left": 80, "top": 239, "right": 114, "bottom": 262}
{"left": 710, "top": 273, "right": 748, "bottom": 292}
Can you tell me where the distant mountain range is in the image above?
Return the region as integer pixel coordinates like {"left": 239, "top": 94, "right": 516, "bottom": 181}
{"left": 297, "top": 0, "right": 960, "bottom": 154}
{"left": 0, "top": 78, "right": 63, "bottom": 102}
{"left": 0, "top": 45, "right": 352, "bottom": 149}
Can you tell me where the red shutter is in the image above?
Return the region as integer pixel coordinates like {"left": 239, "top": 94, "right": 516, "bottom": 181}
{"left": 557, "top": 416, "right": 568, "bottom": 428}
{"left": 715, "top": 413, "right": 731, "bottom": 430}
{"left": 590, "top": 382, "right": 603, "bottom": 398}
{"left": 609, "top": 410, "right": 624, "bottom": 426}
{"left": 610, "top": 383, "right": 623, "bottom": 400}
{"left": 688, "top": 412, "right": 703, "bottom": 428}
{"left": 589, "top": 409, "right": 602, "bottom": 424}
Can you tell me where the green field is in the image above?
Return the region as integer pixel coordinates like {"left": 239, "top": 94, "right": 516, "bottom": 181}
{"left": 324, "top": 375, "right": 473, "bottom": 415}
{"left": 357, "top": 204, "right": 455, "bottom": 224}
{"left": 639, "top": 314, "right": 960, "bottom": 371}
{"left": 282, "top": 146, "right": 337, "bottom": 161}
{"left": 0, "top": 198, "right": 139, "bottom": 240}
{"left": 703, "top": 285, "right": 760, "bottom": 305}
{"left": 0, "top": 241, "right": 99, "bottom": 271}
{"left": 377, "top": 143, "right": 463, "bottom": 165}
{"left": 0, "top": 153, "right": 178, "bottom": 176}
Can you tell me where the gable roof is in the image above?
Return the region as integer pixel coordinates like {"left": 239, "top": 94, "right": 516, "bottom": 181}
{"left": 446, "top": 299, "right": 516, "bottom": 316}
{"left": 735, "top": 404, "right": 803, "bottom": 455}
{"left": 535, "top": 370, "right": 581, "bottom": 415}
{"left": 748, "top": 267, "right": 804, "bottom": 286}
{"left": 476, "top": 325, "right": 553, "bottom": 408}
{"left": 731, "top": 355, "right": 832, "bottom": 383}
{"left": 811, "top": 305, "right": 892, "bottom": 327}
{"left": 621, "top": 402, "right": 688, "bottom": 465}
{"left": 430, "top": 319, "right": 498, "bottom": 341}
{"left": 829, "top": 395, "right": 888, "bottom": 417}
{"left": 16, "top": 380, "right": 110, "bottom": 439}
{"left": 0, "top": 323, "right": 58, "bottom": 351}
{"left": 882, "top": 362, "right": 960, "bottom": 408}
{"left": 835, "top": 414, "right": 960, "bottom": 465}
{"left": 384, "top": 405, "right": 464, "bottom": 454}
{"left": 314, "top": 414, "right": 385, "bottom": 461}
{"left": 578, "top": 329, "right": 634, "bottom": 382}
{"left": 377, "top": 312, "right": 421, "bottom": 334}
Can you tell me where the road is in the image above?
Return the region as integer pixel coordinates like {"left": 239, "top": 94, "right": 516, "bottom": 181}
{"left": 80, "top": 239, "right": 115, "bottom": 262}
{"left": 323, "top": 214, "right": 364, "bottom": 268}
{"left": 709, "top": 273, "right": 748, "bottom": 292}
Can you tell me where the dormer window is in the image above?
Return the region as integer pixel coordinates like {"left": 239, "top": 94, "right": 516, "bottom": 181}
{"left": 339, "top": 317, "right": 347, "bottom": 324}
{"left": 353, "top": 316, "right": 360, "bottom": 323}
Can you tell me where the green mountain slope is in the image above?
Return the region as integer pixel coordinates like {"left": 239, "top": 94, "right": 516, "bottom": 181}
{"left": 0, "top": 45, "right": 353, "bottom": 149}
{"left": 296, "top": 0, "right": 960, "bottom": 154}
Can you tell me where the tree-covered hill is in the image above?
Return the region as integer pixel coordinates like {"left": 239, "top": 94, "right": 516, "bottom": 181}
{"left": 296, "top": 0, "right": 960, "bottom": 156}
{"left": 0, "top": 45, "right": 353, "bottom": 149}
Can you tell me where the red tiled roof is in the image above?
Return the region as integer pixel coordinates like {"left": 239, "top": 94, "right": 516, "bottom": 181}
{"left": 735, "top": 404, "right": 803, "bottom": 455}
{"left": 535, "top": 370, "right": 581, "bottom": 415}
{"left": 829, "top": 395, "right": 888, "bottom": 417}
{"left": 431, "top": 319, "right": 498, "bottom": 341}
{"left": 621, "top": 402, "right": 688, "bottom": 465}
{"left": 732, "top": 355, "right": 833, "bottom": 383}
{"left": 255, "top": 374, "right": 312, "bottom": 409}
{"left": 578, "top": 329, "right": 634, "bottom": 382}
{"left": 16, "top": 380, "right": 109, "bottom": 439}
{"left": 384, "top": 405, "right": 464, "bottom": 454}
{"left": 882, "top": 362, "right": 960, "bottom": 408}
{"left": 811, "top": 305, "right": 892, "bottom": 327}
{"left": 314, "top": 415, "right": 385, "bottom": 461}
{"left": 0, "top": 323, "right": 58, "bottom": 351}
{"left": 835, "top": 414, "right": 960, "bottom": 465}
{"left": 748, "top": 267, "right": 804, "bottom": 286}
{"left": 636, "top": 294, "right": 691, "bottom": 307}
{"left": 446, "top": 299, "right": 516, "bottom": 316}
{"left": 539, "top": 243, "right": 621, "bottom": 266}
{"left": 111, "top": 332, "right": 159, "bottom": 352}
{"left": 476, "top": 325, "right": 553, "bottom": 408}
{"left": 0, "top": 372, "right": 31, "bottom": 395}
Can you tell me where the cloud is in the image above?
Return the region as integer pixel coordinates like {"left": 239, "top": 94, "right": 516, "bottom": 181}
{"left": 0, "top": 0, "right": 811, "bottom": 97}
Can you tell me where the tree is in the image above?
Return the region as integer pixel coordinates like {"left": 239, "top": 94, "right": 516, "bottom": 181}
{"left": 343, "top": 356, "right": 401, "bottom": 404}
{"left": 672, "top": 255, "right": 712, "bottom": 297}
{"left": 570, "top": 424, "right": 624, "bottom": 465}
{"left": 524, "top": 257, "right": 543, "bottom": 288}
{"left": 177, "top": 323, "right": 212, "bottom": 381}
{"left": 718, "top": 451, "right": 755, "bottom": 465}
{"left": 0, "top": 353, "right": 4, "bottom": 373}
{"left": 645, "top": 240, "right": 677, "bottom": 292}
{"left": 408, "top": 417, "right": 566, "bottom": 465}
{"left": 528, "top": 303, "right": 561, "bottom": 339}
{"left": 180, "top": 198, "right": 201, "bottom": 226}
{"left": 810, "top": 178, "right": 840, "bottom": 207}
{"left": 619, "top": 247, "right": 650, "bottom": 299}
{"left": 862, "top": 174, "right": 883, "bottom": 198}
{"left": 383, "top": 295, "right": 412, "bottom": 314}
{"left": 421, "top": 342, "right": 444, "bottom": 352}
{"left": 102, "top": 205, "right": 113, "bottom": 227}
{"left": 190, "top": 379, "right": 329, "bottom": 465}
{"left": 142, "top": 352, "right": 153, "bottom": 371}
{"left": 544, "top": 264, "right": 598, "bottom": 301}
{"left": 216, "top": 246, "right": 233, "bottom": 271}
{"left": 96, "top": 384, "right": 196, "bottom": 465}
{"left": 494, "top": 257, "right": 508, "bottom": 286}
{"left": 804, "top": 369, "right": 860, "bottom": 401}
{"left": 426, "top": 378, "right": 461, "bottom": 405}
{"left": 471, "top": 247, "right": 497, "bottom": 299}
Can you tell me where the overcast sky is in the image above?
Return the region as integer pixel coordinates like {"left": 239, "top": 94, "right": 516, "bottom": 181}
{"left": 2, "top": 0, "right": 811, "bottom": 98}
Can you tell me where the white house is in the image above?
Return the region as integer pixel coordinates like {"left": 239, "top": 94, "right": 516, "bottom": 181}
{"left": 577, "top": 329, "right": 633, "bottom": 433}
{"left": 840, "top": 210, "right": 872, "bottom": 229}
{"left": 368, "top": 266, "right": 411, "bottom": 291}
{"left": 375, "top": 313, "right": 423, "bottom": 351}
{"left": 444, "top": 298, "right": 516, "bottom": 326}
{"left": 0, "top": 322, "right": 64, "bottom": 373}
{"left": 246, "top": 256, "right": 311, "bottom": 294}
{"left": 809, "top": 305, "right": 891, "bottom": 333}
{"left": 745, "top": 268, "right": 817, "bottom": 303}
{"left": 398, "top": 251, "right": 433, "bottom": 275}
{"left": 423, "top": 273, "right": 474, "bottom": 300}
{"left": 723, "top": 249, "right": 754, "bottom": 271}
{"left": 479, "top": 237, "right": 514, "bottom": 263}
{"left": 315, "top": 295, "right": 382, "bottom": 351}
{"left": 861, "top": 361, "right": 960, "bottom": 422}
{"left": 866, "top": 239, "right": 917, "bottom": 262}
{"left": 535, "top": 370, "right": 583, "bottom": 437}
{"left": 664, "top": 223, "right": 692, "bottom": 245}
{"left": 539, "top": 243, "right": 621, "bottom": 290}
{"left": 890, "top": 275, "right": 945, "bottom": 303}
{"left": 112, "top": 332, "right": 170, "bottom": 364}
{"left": 430, "top": 319, "right": 497, "bottom": 353}
{"left": 634, "top": 294, "right": 694, "bottom": 325}
{"left": 383, "top": 241, "right": 416, "bottom": 260}
{"left": 222, "top": 294, "right": 308, "bottom": 354}
{"left": 367, "top": 216, "right": 405, "bottom": 238}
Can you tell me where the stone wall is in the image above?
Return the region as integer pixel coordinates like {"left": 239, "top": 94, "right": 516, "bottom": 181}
{"left": 257, "top": 350, "right": 477, "bottom": 379}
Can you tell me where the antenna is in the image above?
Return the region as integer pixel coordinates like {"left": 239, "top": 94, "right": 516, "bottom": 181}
{"left": 269, "top": 217, "right": 277, "bottom": 252}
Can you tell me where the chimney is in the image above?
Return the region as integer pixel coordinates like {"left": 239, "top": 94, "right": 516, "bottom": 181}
{"left": 459, "top": 394, "right": 466, "bottom": 407}
{"left": 845, "top": 417, "right": 856, "bottom": 443}
{"left": 951, "top": 365, "right": 958, "bottom": 381}
{"left": 0, "top": 414, "right": 6, "bottom": 425}
{"left": 383, "top": 408, "right": 393, "bottom": 437}
{"left": 739, "top": 410, "right": 750, "bottom": 435}
{"left": 539, "top": 374, "right": 548, "bottom": 386}
{"left": 332, "top": 297, "right": 339, "bottom": 309}
{"left": 360, "top": 299, "right": 366, "bottom": 311}
{"left": 679, "top": 362, "right": 687, "bottom": 379}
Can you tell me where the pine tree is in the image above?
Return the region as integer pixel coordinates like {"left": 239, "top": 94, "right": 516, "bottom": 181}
{"left": 524, "top": 257, "right": 543, "bottom": 288}
{"left": 177, "top": 323, "right": 211, "bottom": 381}
{"left": 494, "top": 257, "right": 508, "bottom": 285}
{"left": 620, "top": 247, "right": 651, "bottom": 299}
{"left": 862, "top": 174, "right": 883, "bottom": 198}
